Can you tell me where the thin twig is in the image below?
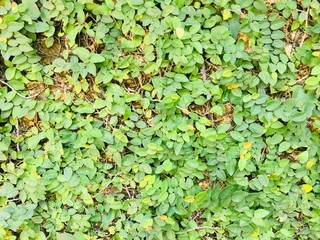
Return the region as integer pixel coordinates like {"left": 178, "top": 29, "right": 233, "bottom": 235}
{"left": 260, "top": 145, "right": 268, "bottom": 163}
{"left": 297, "top": 74, "right": 309, "bottom": 85}
{"left": 176, "top": 226, "right": 215, "bottom": 234}
{"left": 201, "top": 64, "right": 207, "bottom": 81}
{"left": 124, "top": 186, "right": 132, "bottom": 198}
{"left": 94, "top": 172, "right": 121, "bottom": 197}
{"left": 0, "top": 78, "right": 45, "bottom": 99}
{"left": 292, "top": 30, "right": 301, "bottom": 47}
{"left": 16, "top": 122, "right": 20, "bottom": 152}
{"left": 191, "top": 211, "right": 203, "bottom": 221}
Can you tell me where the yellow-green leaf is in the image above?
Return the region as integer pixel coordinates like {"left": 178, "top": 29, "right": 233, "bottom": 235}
{"left": 176, "top": 27, "right": 185, "bottom": 39}
{"left": 184, "top": 196, "right": 195, "bottom": 203}
{"left": 142, "top": 218, "right": 153, "bottom": 228}
{"left": 222, "top": 69, "right": 232, "bottom": 78}
{"left": 306, "top": 158, "right": 316, "bottom": 170}
{"left": 222, "top": 9, "right": 232, "bottom": 20}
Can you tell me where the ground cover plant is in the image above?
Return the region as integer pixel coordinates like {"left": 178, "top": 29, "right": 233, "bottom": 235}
{"left": 0, "top": 0, "right": 320, "bottom": 239}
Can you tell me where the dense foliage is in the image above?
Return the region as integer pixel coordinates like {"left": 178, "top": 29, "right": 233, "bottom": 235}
{"left": 0, "top": 0, "right": 320, "bottom": 239}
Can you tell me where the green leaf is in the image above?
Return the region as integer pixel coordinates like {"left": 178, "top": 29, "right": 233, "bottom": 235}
{"left": 270, "top": 19, "right": 286, "bottom": 30}
{"left": 112, "top": 10, "right": 125, "bottom": 19}
{"left": 1, "top": 102, "right": 13, "bottom": 111}
{"left": 63, "top": 167, "right": 73, "bottom": 181}
{"left": 27, "top": 135, "right": 41, "bottom": 150}
{"left": 201, "top": 128, "right": 217, "bottom": 141}
{"left": 305, "top": 77, "right": 319, "bottom": 86}
{"left": 298, "top": 151, "right": 309, "bottom": 163}
{"left": 175, "top": 74, "right": 188, "bottom": 82}
{"left": 259, "top": 71, "right": 272, "bottom": 85}
{"left": 277, "top": 62, "right": 286, "bottom": 74}
{"left": 238, "top": 158, "right": 246, "bottom": 171}
{"left": 210, "top": 105, "right": 223, "bottom": 115}
{"left": 23, "top": 0, "right": 41, "bottom": 20}
{"left": 74, "top": 104, "right": 95, "bottom": 113}
{"left": 254, "top": 209, "right": 269, "bottom": 218}
{"left": 56, "top": 233, "right": 77, "bottom": 240}
{"left": 226, "top": 158, "right": 237, "bottom": 175}
{"left": 278, "top": 141, "right": 290, "bottom": 152}
{"left": 73, "top": 47, "right": 90, "bottom": 62}
{"left": 163, "top": 160, "right": 173, "bottom": 172}
{"left": 252, "top": 217, "right": 265, "bottom": 226}
{"left": 113, "top": 129, "right": 128, "bottom": 143}
{"left": 258, "top": 175, "right": 269, "bottom": 187}
{"left": 81, "top": 189, "right": 94, "bottom": 206}
{"left": 230, "top": 131, "right": 245, "bottom": 142}
{"left": 0, "top": 141, "right": 9, "bottom": 151}
{"left": 189, "top": 24, "right": 201, "bottom": 34}
{"left": 270, "top": 134, "right": 283, "bottom": 145}
{"left": 0, "top": 182, "right": 19, "bottom": 198}
{"left": 311, "top": 66, "right": 320, "bottom": 75}
{"left": 280, "top": 229, "right": 293, "bottom": 237}
{"left": 35, "top": 22, "right": 49, "bottom": 32}
{"left": 191, "top": 41, "right": 203, "bottom": 53}
{"left": 0, "top": 151, "right": 7, "bottom": 161}
{"left": 7, "top": 22, "right": 24, "bottom": 32}
{"left": 6, "top": 47, "right": 22, "bottom": 57}
{"left": 90, "top": 54, "right": 105, "bottom": 63}
{"left": 129, "top": 0, "right": 144, "bottom": 5}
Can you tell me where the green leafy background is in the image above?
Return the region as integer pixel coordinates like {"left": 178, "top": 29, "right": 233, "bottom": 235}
{"left": 0, "top": 0, "right": 320, "bottom": 239}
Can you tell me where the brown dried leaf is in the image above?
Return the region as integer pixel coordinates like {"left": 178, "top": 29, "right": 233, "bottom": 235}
{"left": 285, "top": 44, "right": 292, "bottom": 57}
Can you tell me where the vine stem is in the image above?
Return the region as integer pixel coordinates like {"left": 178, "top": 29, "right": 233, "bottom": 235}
{"left": 94, "top": 172, "right": 122, "bottom": 197}
{"left": 0, "top": 78, "right": 45, "bottom": 99}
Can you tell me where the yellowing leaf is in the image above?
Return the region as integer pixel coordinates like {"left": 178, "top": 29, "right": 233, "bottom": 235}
{"left": 176, "top": 27, "right": 184, "bottom": 39}
{"left": 227, "top": 83, "right": 239, "bottom": 89}
{"left": 312, "top": 51, "right": 320, "bottom": 58}
{"left": 58, "top": 223, "right": 65, "bottom": 230}
{"left": 187, "top": 124, "right": 195, "bottom": 131}
{"left": 184, "top": 196, "right": 195, "bottom": 203}
{"left": 222, "top": 9, "right": 232, "bottom": 20}
{"left": 5, "top": 230, "right": 13, "bottom": 238}
{"left": 238, "top": 32, "right": 250, "bottom": 43}
{"left": 11, "top": 2, "right": 18, "bottom": 11}
{"left": 159, "top": 215, "right": 168, "bottom": 220}
{"left": 251, "top": 230, "right": 259, "bottom": 237}
{"left": 108, "top": 227, "right": 115, "bottom": 235}
{"left": 302, "top": 184, "right": 313, "bottom": 193}
{"left": 0, "top": 36, "right": 7, "bottom": 43}
{"left": 179, "top": 107, "right": 190, "bottom": 115}
{"left": 243, "top": 142, "right": 253, "bottom": 149}
{"left": 306, "top": 158, "right": 316, "bottom": 170}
